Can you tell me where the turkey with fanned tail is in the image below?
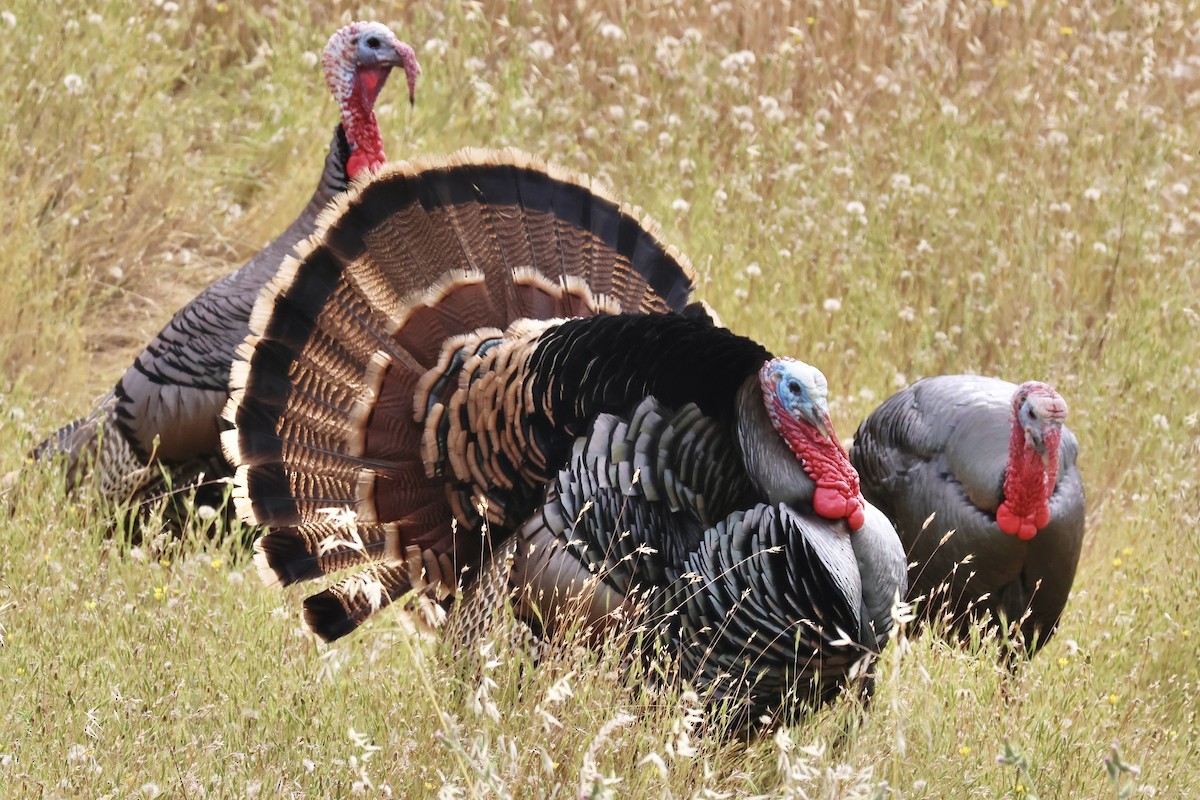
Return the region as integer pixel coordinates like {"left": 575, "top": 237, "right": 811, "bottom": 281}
{"left": 30, "top": 22, "right": 420, "bottom": 517}
{"left": 223, "top": 148, "right": 907, "bottom": 719}
{"left": 850, "top": 375, "right": 1085, "bottom": 656}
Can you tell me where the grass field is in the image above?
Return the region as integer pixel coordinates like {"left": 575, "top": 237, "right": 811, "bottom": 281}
{"left": 2, "top": 0, "right": 1199, "bottom": 796}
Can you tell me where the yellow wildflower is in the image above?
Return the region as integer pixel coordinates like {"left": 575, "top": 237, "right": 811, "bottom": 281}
{"left": 1060, "top": 26, "right": 1074, "bottom": 35}
{"left": 153, "top": 586, "right": 167, "bottom": 601}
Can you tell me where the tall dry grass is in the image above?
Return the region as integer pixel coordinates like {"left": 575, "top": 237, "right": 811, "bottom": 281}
{"left": 1, "top": 0, "right": 1198, "bottom": 796}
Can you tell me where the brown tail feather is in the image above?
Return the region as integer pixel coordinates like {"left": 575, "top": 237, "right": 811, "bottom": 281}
{"left": 301, "top": 548, "right": 460, "bottom": 641}
{"left": 226, "top": 147, "right": 694, "bottom": 632}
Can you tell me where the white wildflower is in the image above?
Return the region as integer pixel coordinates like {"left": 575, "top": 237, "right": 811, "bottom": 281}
{"left": 63, "top": 73, "right": 85, "bottom": 95}
{"left": 302, "top": 759, "right": 316, "bottom": 773}
{"left": 823, "top": 297, "right": 842, "bottom": 313}
{"left": 890, "top": 173, "right": 912, "bottom": 191}
{"left": 916, "top": 239, "right": 933, "bottom": 254}
{"left": 606, "top": 104, "right": 625, "bottom": 121}
{"left": 1045, "top": 129, "right": 1069, "bottom": 148}
{"left": 671, "top": 198, "right": 690, "bottom": 213}
{"left": 424, "top": 38, "right": 449, "bottom": 58}
{"left": 162, "top": 1, "right": 178, "bottom": 12}
{"left": 528, "top": 39, "right": 554, "bottom": 60}
{"left": 898, "top": 306, "right": 916, "bottom": 323}
{"left": 941, "top": 102, "right": 959, "bottom": 119}
{"left": 301, "top": 51, "right": 319, "bottom": 69}
{"left": 1093, "top": 241, "right": 1109, "bottom": 254}
{"left": 1171, "top": 182, "right": 1189, "bottom": 196}
{"left": 720, "top": 50, "right": 756, "bottom": 71}
{"left": 617, "top": 62, "right": 638, "bottom": 79}
{"left": 745, "top": 262, "right": 762, "bottom": 278}
{"left": 845, "top": 200, "right": 866, "bottom": 216}
{"left": 1, "top": 11, "right": 15, "bottom": 27}
{"left": 597, "top": 22, "right": 625, "bottom": 41}
{"left": 1083, "top": 186, "right": 1102, "bottom": 201}
{"left": 631, "top": 119, "right": 650, "bottom": 134}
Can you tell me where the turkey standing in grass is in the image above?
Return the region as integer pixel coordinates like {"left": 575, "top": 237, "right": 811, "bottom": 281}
{"left": 222, "top": 147, "right": 907, "bottom": 719}
{"left": 32, "top": 21, "right": 420, "bottom": 514}
{"left": 849, "top": 376, "right": 1084, "bottom": 655}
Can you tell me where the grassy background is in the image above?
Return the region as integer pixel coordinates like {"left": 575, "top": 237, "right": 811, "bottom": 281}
{"left": 2, "top": 0, "right": 1199, "bottom": 796}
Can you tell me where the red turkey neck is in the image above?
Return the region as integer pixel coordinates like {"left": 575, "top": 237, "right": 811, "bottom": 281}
{"left": 756, "top": 364, "right": 865, "bottom": 531}
{"left": 773, "top": 410, "right": 865, "bottom": 531}
{"left": 343, "top": 68, "right": 389, "bottom": 178}
{"left": 997, "top": 409, "right": 1062, "bottom": 541}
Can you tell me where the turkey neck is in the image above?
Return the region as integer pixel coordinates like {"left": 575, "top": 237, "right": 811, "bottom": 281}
{"left": 734, "top": 377, "right": 818, "bottom": 508}
{"left": 343, "top": 68, "right": 389, "bottom": 177}
{"left": 998, "top": 421, "right": 1061, "bottom": 540}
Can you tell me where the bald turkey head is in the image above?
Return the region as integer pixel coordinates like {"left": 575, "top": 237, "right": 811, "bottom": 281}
{"left": 996, "top": 381, "right": 1068, "bottom": 540}
{"left": 745, "top": 358, "right": 866, "bottom": 531}
{"left": 322, "top": 21, "right": 421, "bottom": 179}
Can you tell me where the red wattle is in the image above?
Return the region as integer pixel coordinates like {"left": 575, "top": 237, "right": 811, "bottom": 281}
{"left": 812, "top": 487, "right": 846, "bottom": 520}
{"left": 996, "top": 503, "right": 1020, "bottom": 536}
{"left": 814, "top": 487, "right": 865, "bottom": 530}
{"left": 1034, "top": 505, "right": 1051, "bottom": 529}
{"left": 846, "top": 501, "right": 865, "bottom": 532}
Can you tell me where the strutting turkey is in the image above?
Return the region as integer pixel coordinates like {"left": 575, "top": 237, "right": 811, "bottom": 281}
{"left": 31, "top": 22, "right": 420, "bottom": 515}
{"left": 222, "top": 147, "right": 907, "bottom": 719}
{"left": 849, "top": 376, "right": 1085, "bottom": 655}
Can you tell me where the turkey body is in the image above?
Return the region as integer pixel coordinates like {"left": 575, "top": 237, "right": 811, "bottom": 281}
{"left": 850, "top": 375, "right": 1085, "bottom": 653}
{"left": 33, "top": 22, "right": 420, "bottom": 511}
{"left": 224, "top": 148, "right": 907, "bottom": 720}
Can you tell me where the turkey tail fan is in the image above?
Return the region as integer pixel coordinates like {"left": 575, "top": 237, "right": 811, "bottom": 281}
{"left": 222, "top": 147, "right": 695, "bottom": 640}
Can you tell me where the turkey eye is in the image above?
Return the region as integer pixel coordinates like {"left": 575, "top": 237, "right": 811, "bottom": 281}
{"left": 787, "top": 380, "right": 801, "bottom": 394}
{"left": 366, "top": 36, "right": 381, "bottom": 49}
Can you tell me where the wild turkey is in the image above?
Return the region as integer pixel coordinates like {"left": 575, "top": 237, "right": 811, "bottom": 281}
{"left": 849, "top": 376, "right": 1085, "bottom": 654}
{"left": 223, "top": 147, "right": 907, "bottom": 718}
{"left": 32, "top": 21, "right": 421, "bottom": 513}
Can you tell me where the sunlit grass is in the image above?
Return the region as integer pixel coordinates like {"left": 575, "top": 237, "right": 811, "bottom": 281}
{"left": 1, "top": 0, "right": 1198, "bottom": 796}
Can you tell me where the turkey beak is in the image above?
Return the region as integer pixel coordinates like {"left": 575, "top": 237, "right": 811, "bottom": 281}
{"left": 364, "top": 39, "right": 421, "bottom": 106}
{"left": 1025, "top": 426, "right": 1046, "bottom": 459}
{"left": 1026, "top": 422, "right": 1061, "bottom": 467}
{"left": 813, "top": 412, "right": 832, "bottom": 442}
{"left": 386, "top": 42, "right": 421, "bottom": 106}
